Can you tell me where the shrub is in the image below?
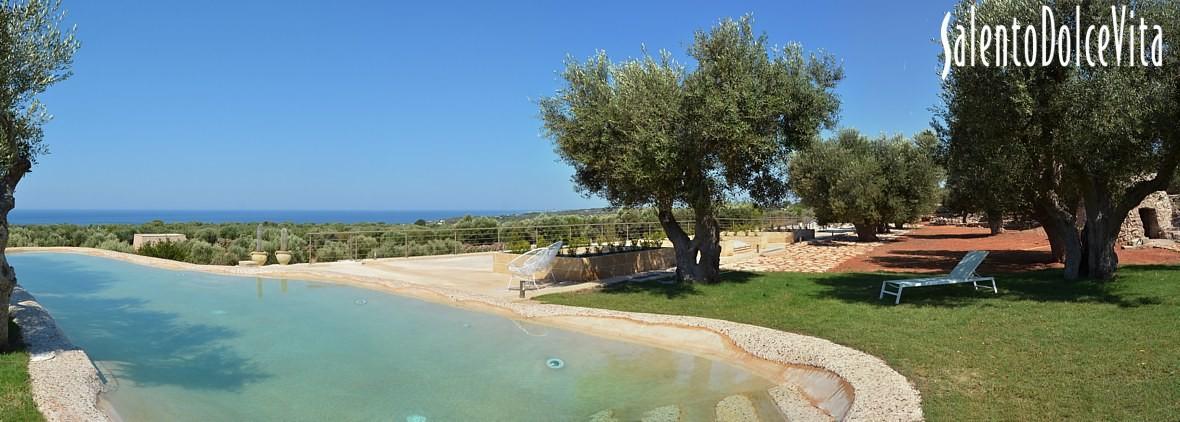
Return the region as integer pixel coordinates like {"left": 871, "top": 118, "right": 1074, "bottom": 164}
{"left": 8, "top": 227, "right": 33, "bottom": 247}
{"left": 209, "top": 246, "right": 238, "bottom": 266}
{"left": 227, "top": 245, "right": 249, "bottom": 263}
{"left": 137, "top": 240, "right": 188, "bottom": 261}
{"left": 186, "top": 240, "right": 216, "bottom": 264}
{"left": 95, "top": 239, "right": 134, "bottom": 254}
{"left": 506, "top": 240, "right": 531, "bottom": 254}
{"left": 194, "top": 228, "right": 219, "bottom": 244}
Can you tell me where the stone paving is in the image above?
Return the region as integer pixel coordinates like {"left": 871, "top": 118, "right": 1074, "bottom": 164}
{"left": 723, "top": 235, "right": 893, "bottom": 273}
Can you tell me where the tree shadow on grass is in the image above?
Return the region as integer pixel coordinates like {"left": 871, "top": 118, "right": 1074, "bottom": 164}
{"left": 597, "top": 271, "right": 759, "bottom": 299}
{"left": 864, "top": 249, "right": 1057, "bottom": 274}
{"left": 12, "top": 254, "right": 270, "bottom": 392}
{"left": 811, "top": 269, "right": 1167, "bottom": 308}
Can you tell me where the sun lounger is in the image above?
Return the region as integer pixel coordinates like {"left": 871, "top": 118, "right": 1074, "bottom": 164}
{"left": 878, "top": 251, "right": 997, "bottom": 304}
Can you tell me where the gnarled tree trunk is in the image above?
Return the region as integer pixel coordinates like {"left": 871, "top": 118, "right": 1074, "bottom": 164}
{"left": 1075, "top": 171, "right": 1174, "bottom": 280}
{"left": 1036, "top": 201, "right": 1083, "bottom": 279}
{"left": 0, "top": 113, "right": 32, "bottom": 348}
{"left": 0, "top": 163, "right": 26, "bottom": 348}
{"left": 657, "top": 205, "right": 722, "bottom": 284}
{"left": 985, "top": 212, "right": 1004, "bottom": 235}
{"left": 852, "top": 222, "right": 879, "bottom": 242}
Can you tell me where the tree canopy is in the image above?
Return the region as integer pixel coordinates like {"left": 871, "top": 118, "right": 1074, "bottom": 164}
{"left": 539, "top": 15, "right": 842, "bottom": 282}
{"left": 937, "top": 0, "right": 1180, "bottom": 280}
{"left": 0, "top": 0, "right": 79, "bottom": 347}
{"left": 789, "top": 129, "right": 943, "bottom": 241}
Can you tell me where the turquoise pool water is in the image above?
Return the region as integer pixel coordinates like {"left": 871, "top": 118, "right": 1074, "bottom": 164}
{"left": 13, "top": 253, "right": 779, "bottom": 421}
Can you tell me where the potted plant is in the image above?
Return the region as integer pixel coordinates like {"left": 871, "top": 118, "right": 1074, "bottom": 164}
{"left": 275, "top": 228, "right": 292, "bottom": 265}
{"left": 250, "top": 224, "right": 269, "bottom": 266}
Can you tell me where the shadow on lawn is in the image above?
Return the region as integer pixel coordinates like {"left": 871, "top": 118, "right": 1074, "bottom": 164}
{"left": 864, "top": 249, "right": 1058, "bottom": 274}
{"left": 812, "top": 269, "right": 1166, "bottom": 308}
{"left": 597, "top": 271, "right": 759, "bottom": 299}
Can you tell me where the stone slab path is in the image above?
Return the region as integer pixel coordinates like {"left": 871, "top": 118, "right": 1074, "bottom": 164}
{"left": 722, "top": 236, "right": 891, "bottom": 273}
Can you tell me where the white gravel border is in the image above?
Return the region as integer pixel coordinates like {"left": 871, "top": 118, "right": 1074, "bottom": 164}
{"left": 8, "top": 286, "right": 111, "bottom": 422}
{"left": 9, "top": 247, "right": 924, "bottom": 421}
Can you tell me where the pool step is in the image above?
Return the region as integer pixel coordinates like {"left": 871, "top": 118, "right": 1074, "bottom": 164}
{"left": 588, "top": 409, "right": 619, "bottom": 422}
{"left": 591, "top": 392, "right": 815, "bottom": 422}
{"left": 769, "top": 385, "right": 834, "bottom": 422}
{"left": 715, "top": 395, "right": 759, "bottom": 421}
{"left": 640, "top": 405, "right": 683, "bottom": 422}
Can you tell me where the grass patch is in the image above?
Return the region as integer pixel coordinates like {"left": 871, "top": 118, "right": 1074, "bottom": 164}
{"left": 1, "top": 319, "right": 42, "bottom": 422}
{"left": 537, "top": 266, "right": 1180, "bottom": 421}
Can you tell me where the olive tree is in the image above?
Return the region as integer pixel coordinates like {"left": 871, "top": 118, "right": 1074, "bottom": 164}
{"left": 789, "top": 130, "right": 885, "bottom": 241}
{"left": 789, "top": 129, "right": 942, "bottom": 241}
{"left": 877, "top": 130, "right": 944, "bottom": 230}
{"left": 0, "top": 0, "right": 78, "bottom": 348}
{"left": 539, "top": 16, "right": 842, "bottom": 283}
{"left": 938, "top": 0, "right": 1180, "bottom": 280}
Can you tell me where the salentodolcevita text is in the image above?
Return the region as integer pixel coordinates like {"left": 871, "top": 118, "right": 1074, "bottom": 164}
{"left": 941, "top": 5, "right": 1165, "bottom": 79}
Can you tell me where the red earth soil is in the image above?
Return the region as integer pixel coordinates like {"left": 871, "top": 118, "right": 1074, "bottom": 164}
{"left": 833, "top": 224, "right": 1180, "bottom": 274}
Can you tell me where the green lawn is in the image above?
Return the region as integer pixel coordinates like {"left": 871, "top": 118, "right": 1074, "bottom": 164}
{"left": 537, "top": 266, "right": 1180, "bottom": 421}
{"left": 1, "top": 320, "right": 41, "bottom": 422}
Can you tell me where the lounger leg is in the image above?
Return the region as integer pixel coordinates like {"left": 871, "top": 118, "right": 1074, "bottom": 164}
{"left": 894, "top": 287, "right": 903, "bottom": 304}
{"left": 990, "top": 279, "right": 998, "bottom": 294}
{"left": 879, "top": 282, "right": 886, "bottom": 299}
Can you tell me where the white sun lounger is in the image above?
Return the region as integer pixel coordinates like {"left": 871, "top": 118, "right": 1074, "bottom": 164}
{"left": 878, "top": 251, "right": 997, "bottom": 304}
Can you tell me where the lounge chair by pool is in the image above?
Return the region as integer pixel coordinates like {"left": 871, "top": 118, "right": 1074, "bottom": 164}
{"left": 506, "top": 241, "right": 563, "bottom": 291}
{"left": 878, "top": 251, "right": 997, "bottom": 304}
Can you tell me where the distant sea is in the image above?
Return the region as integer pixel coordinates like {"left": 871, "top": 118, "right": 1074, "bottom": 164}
{"left": 8, "top": 210, "right": 524, "bottom": 226}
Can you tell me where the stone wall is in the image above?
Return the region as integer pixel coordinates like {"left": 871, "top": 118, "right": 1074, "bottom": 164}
{"left": 493, "top": 247, "right": 676, "bottom": 283}
{"left": 1173, "top": 195, "right": 1180, "bottom": 228}
{"left": 1119, "top": 191, "right": 1175, "bottom": 246}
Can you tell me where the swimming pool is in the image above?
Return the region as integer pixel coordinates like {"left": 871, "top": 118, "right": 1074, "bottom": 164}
{"left": 13, "top": 253, "right": 782, "bottom": 421}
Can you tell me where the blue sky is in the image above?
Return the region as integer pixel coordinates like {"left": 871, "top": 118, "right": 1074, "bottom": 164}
{"left": 27, "top": 0, "right": 952, "bottom": 211}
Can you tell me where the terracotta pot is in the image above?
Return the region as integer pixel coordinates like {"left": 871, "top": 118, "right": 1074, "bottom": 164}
{"left": 250, "top": 251, "right": 269, "bottom": 266}
{"left": 275, "top": 251, "right": 292, "bottom": 265}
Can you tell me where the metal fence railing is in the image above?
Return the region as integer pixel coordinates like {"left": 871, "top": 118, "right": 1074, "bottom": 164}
{"left": 305, "top": 217, "right": 811, "bottom": 263}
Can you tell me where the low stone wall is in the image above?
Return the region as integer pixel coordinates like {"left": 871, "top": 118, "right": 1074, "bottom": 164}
{"left": 8, "top": 287, "right": 110, "bottom": 422}
{"left": 1172, "top": 195, "right": 1180, "bottom": 228}
{"left": 493, "top": 248, "right": 675, "bottom": 283}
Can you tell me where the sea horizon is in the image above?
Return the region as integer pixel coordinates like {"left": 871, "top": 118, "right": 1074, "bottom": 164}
{"left": 8, "top": 209, "right": 533, "bottom": 225}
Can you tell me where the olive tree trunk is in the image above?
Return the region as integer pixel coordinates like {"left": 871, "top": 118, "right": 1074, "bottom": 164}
{"left": 0, "top": 178, "right": 19, "bottom": 348}
{"left": 1030, "top": 196, "right": 1084, "bottom": 279}
{"left": 985, "top": 212, "right": 1004, "bottom": 235}
{"left": 657, "top": 206, "right": 722, "bottom": 284}
{"left": 1078, "top": 194, "right": 1126, "bottom": 280}
{"left": 852, "top": 222, "right": 879, "bottom": 242}
{"left": 1074, "top": 172, "right": 1173, "bottom": 281}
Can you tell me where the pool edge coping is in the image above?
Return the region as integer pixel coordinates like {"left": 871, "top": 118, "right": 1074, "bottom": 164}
{"left": 8, "top": 286, "right": 113, "bottom": 422}
{"left": 8, "top": 247, "right": 925, "bottom": 422}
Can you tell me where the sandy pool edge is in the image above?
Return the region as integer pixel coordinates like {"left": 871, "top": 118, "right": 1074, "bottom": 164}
{"left": 9, "top": 247, "right": 924, "bottom": 421}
